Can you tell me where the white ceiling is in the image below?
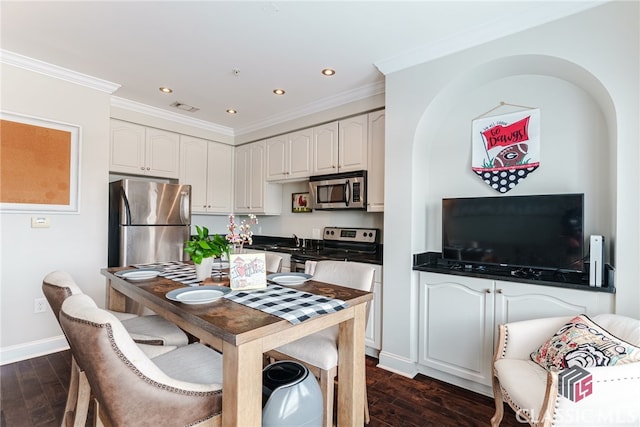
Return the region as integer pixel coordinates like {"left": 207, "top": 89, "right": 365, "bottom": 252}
{"left": 1, "top": 1, "right": 603, "bottom": 136}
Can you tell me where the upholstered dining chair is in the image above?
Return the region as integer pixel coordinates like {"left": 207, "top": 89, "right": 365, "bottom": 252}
{"left": 59, "top": 294, "right": 224, "bottom": 427}
{"left": 491, "top": 313, "right": 640, "bottom": 427}
{"left": 266, "top": 260, "right": 376, "bottom": 427}
{"left": 265, "top": 252, "right": 284, "bottom": 273}
{"left": 42, "top": 270, "right": 190, "bottom": 426}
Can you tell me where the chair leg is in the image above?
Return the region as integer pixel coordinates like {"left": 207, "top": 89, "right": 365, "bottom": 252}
{"left": 490, "top": 374, "right": 504, "bottom": 427}
{"left": 63, "top": 357, "right": 81, "bottom": 427}
{"left": 364, "top": 381, "right": 370, "bottom": 424}
{"left": 320, "top": 369, "right": 335, "bottom": 427}
{"left": 74, "top": 370, "right": 91, "bottom": 427}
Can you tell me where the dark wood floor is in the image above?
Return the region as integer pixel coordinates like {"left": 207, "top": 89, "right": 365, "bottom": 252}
{"left": 1, "top": 350, "right": 522, "bottom": 426}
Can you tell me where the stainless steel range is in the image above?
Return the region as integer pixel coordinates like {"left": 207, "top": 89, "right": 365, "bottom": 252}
{"left": 290, "top": 227, "right": 380, "bottom": 272}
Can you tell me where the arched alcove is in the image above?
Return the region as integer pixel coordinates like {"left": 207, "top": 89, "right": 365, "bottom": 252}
{"left": 411, "top": 55, "right": 616, "bottom": 263}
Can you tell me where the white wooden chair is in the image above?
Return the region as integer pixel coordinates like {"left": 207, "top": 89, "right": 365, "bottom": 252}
{"left": 266, "top": 260, "right": 375, "bottom": 426}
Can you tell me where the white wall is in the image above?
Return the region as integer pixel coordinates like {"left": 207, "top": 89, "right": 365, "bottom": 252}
{"left": 380, "top": 1, "right": 639, "bottom": 376}
{"left": 0, "top": 64, "right": 113, "bottom": 362}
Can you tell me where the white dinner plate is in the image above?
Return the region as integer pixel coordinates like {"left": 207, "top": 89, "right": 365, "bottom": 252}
{"left": 166, "top": 286, "right": 231, "bottom": 305}
{"left": 115, "top": 268, "right": 162, "bottom": 281}
{"left": 267, "top": 272, "right": 312, "bottom": 286}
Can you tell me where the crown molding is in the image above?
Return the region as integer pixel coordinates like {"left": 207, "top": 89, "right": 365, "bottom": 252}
{"left": 110, "top": 97, "right": 235, "bottom": 136}
{"left": 235, "top": 79, "right": 386, "bottom": 136}
{"left": 1, "top": 49, "right": 121, "bottom": 93}
{"left": 375, "top": 1, "right": 609, "bottom": 75}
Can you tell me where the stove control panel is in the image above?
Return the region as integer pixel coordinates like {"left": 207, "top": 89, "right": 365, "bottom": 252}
{"left": 323, "top": 227, "right": 378, "bottom": 243}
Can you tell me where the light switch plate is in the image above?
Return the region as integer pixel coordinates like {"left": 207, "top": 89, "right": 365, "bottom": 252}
{"left": 31, "top": 217, "right": 50, "bottom": 228}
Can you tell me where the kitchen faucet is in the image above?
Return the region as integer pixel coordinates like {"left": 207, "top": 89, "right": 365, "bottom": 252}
{"left": 293, "top": 234, "right": 300, "bottom": 248}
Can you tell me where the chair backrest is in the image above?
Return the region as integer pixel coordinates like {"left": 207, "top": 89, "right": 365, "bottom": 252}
{"left": 42, "top": 270, "right": 84, "bottom": 319}
{"left": 59, "top": 294, "right": 222, "bottom": 427}
{"left": 593, "top": 313, "right": 640, "bottom": 346}
{"left": 312, "top": 260, "right": 375, "bottom": 293}
{"left": 265, "top": 253, "right": 283, "bottom": 273}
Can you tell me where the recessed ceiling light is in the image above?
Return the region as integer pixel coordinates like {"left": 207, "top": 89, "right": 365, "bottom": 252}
{"left": 321, "top": 68, "right": 336, "bottom": 76}
{"left": 159, "top": 87, "right": 173, "bottom": 93}
{"left": 226, "top": 109, "right": 237, "bottom": 114}
{"left": 273, "top": 89, "right": 285, "bottom": 95}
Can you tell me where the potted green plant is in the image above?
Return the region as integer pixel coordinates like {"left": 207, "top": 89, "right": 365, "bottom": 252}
{"left": 184, "top": 225, "right": 230, "bottom": 281}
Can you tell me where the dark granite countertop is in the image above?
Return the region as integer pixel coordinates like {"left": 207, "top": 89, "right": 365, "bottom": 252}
{"left": 413, "top": 252, "right": 615, "bottom": 294}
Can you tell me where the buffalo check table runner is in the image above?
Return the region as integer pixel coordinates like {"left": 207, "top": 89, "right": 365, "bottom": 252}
{"left": 134, "top": 261, "right": 222, "bottom": 286}
{"left": 224, "top": 284, "right": 348, "bottom": 325}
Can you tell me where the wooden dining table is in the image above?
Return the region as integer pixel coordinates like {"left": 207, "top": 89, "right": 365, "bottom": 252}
{"left": 101, "top": 266, "right": 372, "bottom": 426}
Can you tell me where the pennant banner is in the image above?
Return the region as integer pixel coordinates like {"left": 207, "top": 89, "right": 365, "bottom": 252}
{"left": 472, "top": 109, "right": 540, "bottom": 193}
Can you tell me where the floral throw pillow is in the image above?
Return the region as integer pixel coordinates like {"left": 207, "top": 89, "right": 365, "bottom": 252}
{"left": 530, "top": 314, "right": 640, "bottom": 370}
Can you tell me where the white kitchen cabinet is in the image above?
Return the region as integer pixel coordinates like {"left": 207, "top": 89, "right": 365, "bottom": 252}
{"left": 180, "top": 135, "right": 233, "bottom": 214}
{"left": 418, "top": 272, "right": 615, "bottom": 390}
{"left": 110, "top": 119, "right": 180, "bottom": 179}
{"left": 349, "top": 262, "right": 383, "bottom": 355}
{"left": 312, "top": 114, "right": 368, "bottom": 175}
{"left": 234, "top": 141, "right": 282, "bottom": 215}
{"left": 367, "top": 110, "right": 385, "bottom": 212}
{"left": 266, "top": 128, "right": 313, "bottom": 182}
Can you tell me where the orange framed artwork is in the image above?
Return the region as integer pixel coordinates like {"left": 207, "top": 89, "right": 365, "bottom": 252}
{"left": 1, "top": 112, "right": 80, "bottom": 213}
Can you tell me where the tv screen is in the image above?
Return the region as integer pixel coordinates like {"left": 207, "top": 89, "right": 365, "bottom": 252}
{"left": 442, "top": 194, "right": 584, "bottom": 273}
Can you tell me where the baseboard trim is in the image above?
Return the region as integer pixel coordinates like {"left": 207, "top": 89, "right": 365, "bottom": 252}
{"left": 0, "top": 335, "right": 69, "bottom": 365}
{"left": 376, "top": 350, "right": 418, "bottom": 378}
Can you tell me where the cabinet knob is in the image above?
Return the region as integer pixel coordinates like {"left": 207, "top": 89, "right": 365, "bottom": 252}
{"left": 146, "top": 167, "right": 150, "bottom": 170}
{"left": 485, "top": 289, "right": 491, "bottom": 293}
{"left": 140, "top": 167, "right": 145, "bottom": 170}
{"left": 496, "top": 289, "right": 503, "bottom": 294}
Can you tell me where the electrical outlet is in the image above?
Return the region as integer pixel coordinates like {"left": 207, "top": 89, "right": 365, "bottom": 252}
{"left": 34, "top": 297, "right": 47, "bottom": 313}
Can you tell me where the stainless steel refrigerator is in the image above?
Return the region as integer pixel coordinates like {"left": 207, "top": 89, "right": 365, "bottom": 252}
{"left": 108, "top": 179, "right": 191, "bottom": 267}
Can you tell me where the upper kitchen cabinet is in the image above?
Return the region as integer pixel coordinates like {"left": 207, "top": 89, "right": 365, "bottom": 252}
{"left": 109, "top": 119, "right": 180, "bottom": 179}
{"left": 179, "top": 135, "right": 233, "bottom": 215}
{"left": 367, "top": 110, "right": 385, "bottom": 212}
{"left": 313, "top": 114, "right": 369, "bottom": 175}
{"left": 234, "top": 141, "right": 282, "bottom": 215}
{"left": 266, "top": 128, "right": 313, "bottom": 182}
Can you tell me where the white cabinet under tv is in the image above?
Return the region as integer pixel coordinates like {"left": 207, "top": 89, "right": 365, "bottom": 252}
{"left": 417, "top": 271, "right": 614, "bottom": 396}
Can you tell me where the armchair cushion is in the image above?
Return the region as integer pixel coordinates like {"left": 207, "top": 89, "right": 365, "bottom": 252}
{"left": 530, "top": 314, "right": 640, "bottom": 370}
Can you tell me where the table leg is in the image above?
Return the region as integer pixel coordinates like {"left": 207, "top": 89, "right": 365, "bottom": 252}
{"left": 106, "top": 279, "right": 126, "bottom": 312}
{"left": 337, "top": 303, "right": 366, "bottom": 426}
{"left": 222, "top": 339, "right": 263, "bottom": 427}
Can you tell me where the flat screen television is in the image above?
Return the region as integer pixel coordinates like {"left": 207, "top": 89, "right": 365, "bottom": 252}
{"left": 442, "top": 193, "right": 585, "bottom": 273}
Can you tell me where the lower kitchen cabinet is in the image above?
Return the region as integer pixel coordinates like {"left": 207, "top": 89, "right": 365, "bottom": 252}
{"left": 351, "top": 262, "right": 382, "bottom": 355}
{"left": 418, "top": 272, "right": 614, "bottom": 392}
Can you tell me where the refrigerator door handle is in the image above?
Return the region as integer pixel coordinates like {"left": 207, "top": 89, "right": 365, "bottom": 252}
{"left": 180, "top": 191, "right": 190, "bottom": 224}
{"left": 121, "top": 187, "right": 132, "bottom": 225}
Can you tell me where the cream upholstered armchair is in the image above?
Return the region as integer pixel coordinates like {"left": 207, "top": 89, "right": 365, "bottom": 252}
{"left": 491, "top": 314, "right": 640, "bottom": 427}
{"left": 42, "top": 270, "right": 190, "bottom": 426}
{"left": 60, "top": 294, "right": 224, "bottom": 427}
{"left": 266, "top": 260, "right": 376, "bottom": 427}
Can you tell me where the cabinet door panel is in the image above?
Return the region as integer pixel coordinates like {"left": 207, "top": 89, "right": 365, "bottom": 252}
{"left": 288, "top": 129, "right": 313, "bottom": 179}
{"left": 313, "top": 122, "right": 338, "bottom": 174}
{"left": 266, "top": 136, "right": 287, "bottom": 181}
{"left": 206, "top": 142, "right": 233, "bottom": 213}
{"left": 367, "top": 110, "right": 385, "bottom": 212}
{"left": 419, "top": 273, "right": 494, "bottom": 385}
{"left": 110, "top": 120, "right": 145, "bottom": 174}
{"left": 234, "top": 146, "right": 250, "bottom": 212}
{"left": 179, "top": 136, "right": 208, "bottom": 213}
{"left": 145, "top": 128, "right": 180, "bottom": 178}
{"left": 338, "top": 114, "right": 368, "bottom": 172}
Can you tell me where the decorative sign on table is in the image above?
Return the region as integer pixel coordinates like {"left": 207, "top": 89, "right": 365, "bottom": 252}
{"left": 471, "top": 104, "right": 540, "bottom": 193}
{"left": 229, "top": 252, "right": 267, "bottom": 291}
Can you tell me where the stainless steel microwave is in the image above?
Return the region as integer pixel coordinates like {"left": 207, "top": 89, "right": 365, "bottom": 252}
{"left": 309, "top": 170, "right": 367, "bottom": 210}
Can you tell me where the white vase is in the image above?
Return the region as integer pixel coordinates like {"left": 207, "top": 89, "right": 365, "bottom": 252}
{"left": 195, "top": 257, "right": 213, "bottom": 281}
